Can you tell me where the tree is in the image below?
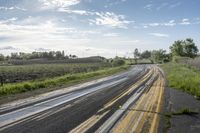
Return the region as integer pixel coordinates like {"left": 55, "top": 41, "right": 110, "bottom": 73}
{"left": 170, "top": 38, "right": 199, "bottom": 58}
{"left": 151, "top": 49, "right": 167, "bottom": 63}
{"left": 11, "top": 53, "right": 20, "bottom": 59}
{"left": 170, "top": 40, "right": 184, "bottom": 56}
{"left": 112, "top": 59, "right": 125, "bottom": 66}
{"left": 0, "top": 54, "right": 4, "bottom": 61}
{"left": 62, "top": 50, "right": 65, "bottom": 59}
{"left": 72, "top": 55, "right": 77, "bottom": 59}
{"left": 140, "top": 50, "right": 151, "bottom": 59}
{"left": 183, "top": 38, "right": 199, "bottom": 58}
{"left": 55, "top": 51, "right": 62, "bottom": 59}
{"left": 133, "top": 48, "right": 140, "bottom": 64}
{"left": 42, "top": 52, "right": 49, "bottom": 58}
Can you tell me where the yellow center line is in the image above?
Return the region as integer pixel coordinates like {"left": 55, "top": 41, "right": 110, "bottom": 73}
{"left": 131, "top": 76, "right": 161, "bottom": 132}
{"left": 103, "top": 69, "right": 153, "bottom": 109}
{"left": 70, "top": 68, "right": 154, "bottom": 133}
{"left": 113, "top": 71, "right": 159, "bottom": 132}
{"left": 69, "top": 110, "right": 109, "bottom": 133}
{"left": 134, "top": 76, "right": 162, "bottom": 132}
{"left": 149, "top": 77, "right": 164, "bottom": 133}
{"left": 113, "top": 66, "right": 165, "bottom": 133}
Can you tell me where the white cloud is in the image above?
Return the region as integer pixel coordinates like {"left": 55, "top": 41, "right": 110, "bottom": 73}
{"left": 149, "top": 33, "right": 169, "bottom": 37}
{"left": 0, "top": 17, "right": 101, "bottom": 52}
{"left": 39, "top": 0, "right": 80, "bottom": 9}
{"left": 163, "top": 20, "right": 176, "bottom": 26}
{"left": 104, "top": 0, "right": 127, "bottom": 8}
{"left": 120, "top": 40, "right": 140, "bottom": 43}
{"left": 103, "top": 33, "right": 119, "bottom": 37}
{"left": 89, "top": 12, "right": 132, "bottom": 29}
{"left": 144, "top": 2, "right": 181, "bottom": 11}
{"left": 145, "top": 20, "right": 176, "bottom": 27}
{"left": 144, "top": 4, "right": 153, "bottom": 10}
{"left": 0, "top": 17, "right": 18, "bottom": 24}
{"left": 169, "top": 2, "right": 181, "bottom": 8}
{"left": 58, "top": 8, "right": 93, "bottom": 15}
{"left": 0, "top": 6, "right": 26, "bottom": 11}
{"left": 0, "top": 17, "right": 100, "bottom": 38}
{"left": 156, "top": 2, "right": 168, "bottom": 10}
{"left": 180, "top": 18, "right": 191, "bottom": 25}
{"left": 149, "top": 23, "right": 160, "bottom": 27}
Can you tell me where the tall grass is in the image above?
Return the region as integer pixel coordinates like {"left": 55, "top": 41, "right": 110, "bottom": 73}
{"left": 0, "top": 65, "right": 129, "bottom": 96}
{"left": 162, "top": 63, "right": 200, "bottom": 99}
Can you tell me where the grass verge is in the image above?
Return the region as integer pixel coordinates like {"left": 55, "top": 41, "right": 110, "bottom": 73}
{"left": 0, "top": 65, "right": 130, "bottom": 97}
{"left": 163, "top": 108, "right": 199, "bottom": 131}
{"left": 172, "top": 108, "right": 199, "bottom": 115}
{"left": 161, "top": 63, "right": 200, "bottom": 100}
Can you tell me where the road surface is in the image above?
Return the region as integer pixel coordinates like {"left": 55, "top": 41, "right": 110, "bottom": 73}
{"left": 0, "top": 65, "right": 165, "bottom": 133}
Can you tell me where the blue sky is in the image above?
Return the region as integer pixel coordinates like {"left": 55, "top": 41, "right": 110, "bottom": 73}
{"left": 0, "top": 0, "right": 200, "bottom": 57}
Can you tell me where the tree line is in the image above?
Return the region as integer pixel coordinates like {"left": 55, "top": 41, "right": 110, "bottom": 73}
{"left": 133, "top": 38, "right": 199, "bottom": 63}
{"left": 0, "top": 51, "right": 78, "bottom": 61}
{"left": 0, "top": 38, "right": 199, "bottom": 63}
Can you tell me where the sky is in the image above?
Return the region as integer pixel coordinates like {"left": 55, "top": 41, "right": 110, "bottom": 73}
{"left": 0, "top": 0, "right": 200, "bottom": 58}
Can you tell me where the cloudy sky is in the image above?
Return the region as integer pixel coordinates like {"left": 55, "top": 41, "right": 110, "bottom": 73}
{"left": 0, "top": 0, "right": 200, "bottom": 57}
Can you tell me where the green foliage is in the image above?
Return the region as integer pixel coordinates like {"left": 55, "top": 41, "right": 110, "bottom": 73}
{"left": 151, "top": 49, "right": 168, "bottom": 63}
{"left": 133, "top": 48, "right": 140, "bottom": 64}
{"left": 0, "top": 54, "right": 4, "bottom": 61}
{"left": 8, "top": 51, "right": 69, "bottom": 60}
{"left": 170, "top": 38, "right": 199, "bottom": 58}
{"left": 170, "top": 40, "right": 185, "bottom": 56}
{"left": 172, "top": 56, "right": 191, "bottom": 63}
{"left": 0, "top": 65, "right": 129, "bottom": 96}
{"left": 112, "top": 59, "right": 125, "bottom": 66}
{"left": 172, "top": 108, "right": 198, "bottom": 115}
{"left": 140, "top": 50, "right": 151, "bottom": 59}
{"left": 133, "top": 48, "right": 140, "bottom": 58}
{"left": 184, "top": 38, "right": 199, "bottom": 58}
{"left": 137, "top": 49, "right": 169, "bottom": 64}
{"left": 162, "top": 63, "right": 200, "bottom": 99}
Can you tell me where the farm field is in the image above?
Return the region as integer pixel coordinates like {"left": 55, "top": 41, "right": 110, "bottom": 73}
{"left": 0, "top": 64, "right": 129, "bottom": 96}
{"left": 0, "top": 62, "right": 111, "bottom": 83}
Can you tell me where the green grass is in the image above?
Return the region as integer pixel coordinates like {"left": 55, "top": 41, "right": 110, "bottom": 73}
{"left": 162, "top": 63, "right": 200, "bottom": 99}
{"left": 163, "top": 108, "right": 199, "bottom": 130}
{"left": 172, "top": 108, "right": 198, "bottom": 115}
{"left": 0, "top": 65, "right": 130, "bottom": 96}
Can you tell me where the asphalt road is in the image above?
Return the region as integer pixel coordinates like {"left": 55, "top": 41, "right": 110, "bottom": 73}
{"left": 0, "top": 65, "right": 165, "bottom": 133}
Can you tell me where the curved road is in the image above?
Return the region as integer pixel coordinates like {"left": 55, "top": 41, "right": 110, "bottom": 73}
{"left": 0, "top": 65, "right": 165, "bottom": 133}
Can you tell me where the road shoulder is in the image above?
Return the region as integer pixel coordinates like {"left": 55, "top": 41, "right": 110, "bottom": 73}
{"left": 161, "top": 87, "right": 200, "bottom": 133}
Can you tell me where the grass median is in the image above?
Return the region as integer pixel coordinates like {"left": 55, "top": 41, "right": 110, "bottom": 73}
{"left": 0, "top": 65, "right": 130, "bottom": 97}
{"left": 162, "top": 63, "right": 200, "bottom": 100}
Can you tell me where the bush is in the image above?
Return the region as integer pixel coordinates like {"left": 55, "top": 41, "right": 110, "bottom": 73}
{"left": 172, "top": 56, "right": 191, "bottom": 63}
{"left": 112, "top": 59, "right": 125, "bottom": 66}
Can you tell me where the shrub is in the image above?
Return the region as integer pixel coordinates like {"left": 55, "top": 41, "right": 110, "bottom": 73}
{"left": 112, "top": 59, "right": 125, "bottom": 66}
